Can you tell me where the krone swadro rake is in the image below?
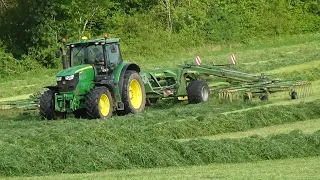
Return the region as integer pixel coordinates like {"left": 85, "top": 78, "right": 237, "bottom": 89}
{"left": 141, "top": 63, "right": 312, "bottom": 103}
{"left": 0, "top": 95, "right": 39, "bottom": 111}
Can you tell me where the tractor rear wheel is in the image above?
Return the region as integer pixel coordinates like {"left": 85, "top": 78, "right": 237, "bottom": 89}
{"left": 40, "top": 89, "right": 57, "bottom": 120}
{"left": 187, "top": 80, "right": 210, "bottom": 104}
{"left": 121, "top": 71, "right": 146, "bottom": 114}
{"left": 85, "top": 87, "right": 113, "bottom": 119}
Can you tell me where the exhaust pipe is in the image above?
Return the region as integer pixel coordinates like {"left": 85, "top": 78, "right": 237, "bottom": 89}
{"left": 60, "top": 47, "right": 68, "bottom": 69}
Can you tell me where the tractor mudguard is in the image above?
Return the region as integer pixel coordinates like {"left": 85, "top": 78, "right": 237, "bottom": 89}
{"left": 95, "top": 80, "right": 116, "bottom": 99}
{"left": 114, "top": 63, "right": 141, "bottom": 101}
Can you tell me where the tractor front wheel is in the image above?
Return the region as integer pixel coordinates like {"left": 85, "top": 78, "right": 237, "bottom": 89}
{"left": 187, "top": 80, "right": 210, "bottom": 104}
{"left": 40, "top": 89, "right": 57, "bottom": 120}
{"left": 121, "top": 71, "right": 146, "bottom": 114}
{"left": 85, "top": 87, "right": 113, "bottom": 119}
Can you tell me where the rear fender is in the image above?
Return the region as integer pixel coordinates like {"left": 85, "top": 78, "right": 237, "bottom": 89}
{"left": 114, "top": 63, "right": 141, "bottom": 101}
{"left": 95, "top": 81, "right": 116, "bottom": 100}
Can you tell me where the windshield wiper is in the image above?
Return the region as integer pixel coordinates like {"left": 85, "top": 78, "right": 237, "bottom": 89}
{"left": 73, "top": 44, "right": 88, "bottom": 59}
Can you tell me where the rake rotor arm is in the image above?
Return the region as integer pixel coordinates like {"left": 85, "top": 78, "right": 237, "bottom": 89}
{"left": 181, "top": 64, "right": 269, "bottom": 83}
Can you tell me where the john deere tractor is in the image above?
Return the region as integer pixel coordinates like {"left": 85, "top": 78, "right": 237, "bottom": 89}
{"left": 40, "top": 36, "right": 146, "bottom": 119}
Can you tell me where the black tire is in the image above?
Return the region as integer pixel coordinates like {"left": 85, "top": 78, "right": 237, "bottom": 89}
{"left": 243, "top": 93, "right": 250, "bottom": 102}
{"left": 291, "top": 91, "right": 297, "bottom": 99}
{"left": 259, "top": 93, "right": 269, "bottom": 101}
{"left": 187, "top": 80, "right": 210, "bottom": 104}
{"left": 85, "top": 86, "right": 113, "bottom": 119}
{"left": 122, "top": 71, "right": 146, "bottom": 114}
{"left": 40, "top": 89, "right": 56, "bottom": 120}
{"left": 243, "top": 92, "right": 252, "bottom": 102}
{"left": 146, "top": 98, "right": 158, "bottom": 106}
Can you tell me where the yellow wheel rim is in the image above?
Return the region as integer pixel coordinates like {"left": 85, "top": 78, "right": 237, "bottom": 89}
{"left": 129, "top": 79, "right": 143, "bottom": 109}
{"left": 99, "top": 94, "right": 110, "bottom": 116}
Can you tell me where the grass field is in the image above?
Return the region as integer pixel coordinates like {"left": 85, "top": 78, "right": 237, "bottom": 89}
{"left": 0, "top": 33, "right": 319, "bottom": 178}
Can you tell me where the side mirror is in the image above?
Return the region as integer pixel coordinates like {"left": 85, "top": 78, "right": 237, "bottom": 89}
{"left": 111, "top": 44, "right": 117, "bottom": 53}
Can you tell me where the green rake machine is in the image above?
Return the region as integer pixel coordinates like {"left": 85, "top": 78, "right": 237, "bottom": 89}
{"left": 141, "top": 63, "right": 311, "bottom": 104}
{"left": 0, "top": 94, "right": 39, "bottom": 111}
{"left": 0, "top": 36, "right": 312, "bottom": 119}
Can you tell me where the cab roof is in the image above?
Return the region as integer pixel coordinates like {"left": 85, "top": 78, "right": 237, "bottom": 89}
{"left": 66, "top": 38, "right": 120, "bottom": 46}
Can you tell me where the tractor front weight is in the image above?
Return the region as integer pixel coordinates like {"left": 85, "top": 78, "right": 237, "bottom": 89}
{"left": 55, "top": 93, "right": 83, "bottom": 112}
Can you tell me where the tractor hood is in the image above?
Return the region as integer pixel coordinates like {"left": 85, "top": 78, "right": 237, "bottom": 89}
{"left": 56, "top": 65, "right": 93, "bottom": 77}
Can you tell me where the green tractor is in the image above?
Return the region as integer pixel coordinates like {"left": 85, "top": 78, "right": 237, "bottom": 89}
{"left": 40, "top": 36, "right": 146, "bottom": 119}
{"left": 39, "top": 36, "right": 311, "bottom": 120}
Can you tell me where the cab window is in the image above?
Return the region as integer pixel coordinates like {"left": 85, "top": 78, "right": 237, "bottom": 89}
{"left": 106, "top": 43, "right": 120, "bottom": 65}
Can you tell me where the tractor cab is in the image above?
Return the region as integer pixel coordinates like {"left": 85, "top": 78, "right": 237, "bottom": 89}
{"left": 66, "top": 37, "right": 122, "bottom": 75}
{"left": 39, "top": 36, "right": 146, "bottom": 120}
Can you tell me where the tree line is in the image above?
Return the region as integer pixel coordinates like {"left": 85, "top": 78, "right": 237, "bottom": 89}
{"left": 0, "top": 0, "right": 319, "bottom": 73}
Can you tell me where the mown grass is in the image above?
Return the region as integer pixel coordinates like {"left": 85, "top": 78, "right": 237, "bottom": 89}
{"left": 135, "top": 33, "right": 320, "bottom": 69}
{"left": 0, "top": 101, "right": 320, "bottom": 176}
{"left": 0, "top": 69, "right": 57, "bottom": 98}
{"left": 200, "top": 118, "right": 320, "bottom": 141}
{"left": 0, "top": 33, "right": 319, "bottom": 177}
{"left": 0, "top": 129, "right": 319, "bottom": 177}
{"left": 4, "top": 156, "right": 319, "bottom": 180}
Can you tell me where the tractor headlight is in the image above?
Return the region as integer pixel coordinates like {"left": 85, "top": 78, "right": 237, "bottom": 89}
{"left": 65, "top": 75, "right": 75, "bottom": 81}
{"left": 56, "top": 77, "right": 62, "bottom": 81}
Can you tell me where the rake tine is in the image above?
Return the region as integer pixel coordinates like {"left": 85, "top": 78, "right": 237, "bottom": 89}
{"left": 309, "top": 83, "right": 313, "bottom": 96}
{"left": 299, "top": 85, "right": 303, "bottom": 98}
{"left": 303, "top": 84, "right": 307, "bottom": 98}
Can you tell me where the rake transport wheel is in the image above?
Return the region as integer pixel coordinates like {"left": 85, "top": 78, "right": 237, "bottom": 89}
{"left": 243, "top": 92, "right": 252, "bottom": 102}
{"left": 121, "top": 70, "right": 146, "bottom": 114}
{"left": 85, "top": 86, "right": 113, "bottom": 119}
{"left": 291, "top": 90, "right": 298, "bottom": 99}
{"left": 40, "top": 89, "right": 57, "bottom": 120}
{"left": 259, "top": 93, "right": 269, "bottom": 101}
{"left": 187, "top": 80, "right": 210, "bottom": 104}
{"left": 146, "top": 98, "right": 158, "bottom": 106}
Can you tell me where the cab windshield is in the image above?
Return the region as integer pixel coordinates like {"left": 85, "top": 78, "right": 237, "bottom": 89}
{"left": 70, "top": 44, "right": 104, "bottom": 66}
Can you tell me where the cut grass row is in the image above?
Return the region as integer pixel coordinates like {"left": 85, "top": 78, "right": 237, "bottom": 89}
{"left": 1, "top": 99, "right": 320, "bottom": 141}
{"left": 195, "top": 118, "right": 320, "bottom": 141}
{"left": 4, "top": 156, "right": 319, "bottom": 180}
{"left": 0, "top": 130, "right": 319, "bottom": 176}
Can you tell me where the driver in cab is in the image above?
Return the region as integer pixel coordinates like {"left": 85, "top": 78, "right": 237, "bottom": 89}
{"left": 93, "top": 48, "right": 104, "bottom": 65}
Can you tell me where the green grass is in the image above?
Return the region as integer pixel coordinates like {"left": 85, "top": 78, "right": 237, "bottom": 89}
{"left": 3, "top": 156, "right": 320, "bottom": 180}
{"left": 0, "top": 33, "right": 320, "bottom": 178}
{"left": 0, "top": 69, "right": 57, "bottom": 98}
{"left": 134, "top": 33, "right": 320, "bottom": 70}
